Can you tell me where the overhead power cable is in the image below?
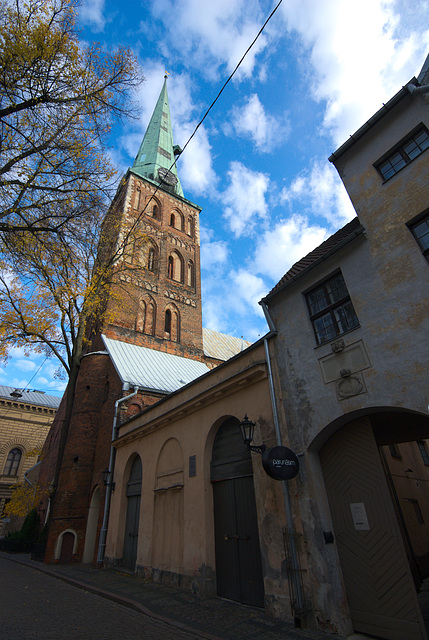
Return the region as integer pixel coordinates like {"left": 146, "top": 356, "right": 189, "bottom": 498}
{"left": 122, "top": 0, "right": 284, "bottom": 246}
{"left": 179, "top": 0, "right": 284, "bottom": 157}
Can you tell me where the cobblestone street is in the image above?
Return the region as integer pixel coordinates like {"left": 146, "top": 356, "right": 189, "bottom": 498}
{"left": 0, "top": 553, "right": 341, "bottom": 640}
{"left": 0, "top": 557, "right": 202, "bottom": 640}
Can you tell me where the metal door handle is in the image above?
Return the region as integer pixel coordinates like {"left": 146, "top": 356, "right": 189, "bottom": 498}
{"left": 224, "top": 534, "right": 249, "bottom": 541}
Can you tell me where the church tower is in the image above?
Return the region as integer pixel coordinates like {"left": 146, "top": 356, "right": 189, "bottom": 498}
{"left": 102, "top": 75, "right": 204, "bottom": 360}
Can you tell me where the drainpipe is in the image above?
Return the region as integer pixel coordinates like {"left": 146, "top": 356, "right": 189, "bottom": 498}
{"left": 407, "top": 83, "right": 429, "bottom": 95}
{"left": 97, "top": 382, "right": 139, "bottom": 564}
{"left": 260, "top": 301, "right": 305, "bottom": 617}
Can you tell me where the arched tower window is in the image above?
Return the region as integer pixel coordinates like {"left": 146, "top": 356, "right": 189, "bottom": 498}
{"left": 165, "top": 309, "right": 172, "bottom": 335}
{"left": 168, "top": 255, "right": 174, "bottom": 279}
{"left": 170, "top": 213, "right": 175, "bottom": 227}
{"left": 187, "top": 217, "right": 194, "bottom": 237}
{"left": 168, "top": 251, "right": 183, "bottom": 283}
{"left": 187, "top": 260, "right": 194, "bottom": 287}
{"left": 148, "top": 247, "right": 155, "bottom": 271}
{"left": 4, "top": 448, "right": 22, "bottom": 476}
{"left": 152, "top": 204, "right": 158, "bottom": 218}
{"left": 164, "top": 304, "right": 180, "bottom": 342}
{"left": 136, "top": 295, "right": 156, "bottom": 335}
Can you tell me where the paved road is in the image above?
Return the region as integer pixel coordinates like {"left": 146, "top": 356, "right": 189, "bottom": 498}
{"left": 0, "top": 556, "right": 203, "bottom": 640}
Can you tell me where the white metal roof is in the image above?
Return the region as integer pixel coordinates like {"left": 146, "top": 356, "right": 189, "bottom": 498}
{"left": 0, "top": 385, "right": 61, "bottom": 409}
{"left": 202, "top": 328, "right": 251, "bottom": 361}
{"left": 102, "top": 335, "right": 210, "bottom": 394}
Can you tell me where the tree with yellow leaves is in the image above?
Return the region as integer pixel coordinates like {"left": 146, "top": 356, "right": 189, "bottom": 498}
{"left": 0, "top": 0, "right": 142, "bottom": 235}
{"left": 0, "top": 0, "right": 146, "bottom": 527}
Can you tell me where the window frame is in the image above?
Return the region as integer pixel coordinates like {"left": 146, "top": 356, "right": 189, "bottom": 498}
{"left": 3, "top": 447, "right": 23, "bottom": 477}
{"left": 408, "top": 210, "right": 429, "bottom": 263}
{"left": 374, "top": 124, "right": 429, "bottom": 182}
{"left": 417, "top": 440, "right": 429, "bottom": 466}
{"left": 305, "top": 270, "right": 360, "bottom": 346}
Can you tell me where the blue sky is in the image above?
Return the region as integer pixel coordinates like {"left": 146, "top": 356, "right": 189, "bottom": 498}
{"left": 2, "top": 0, "right": 429, "bottom": 397}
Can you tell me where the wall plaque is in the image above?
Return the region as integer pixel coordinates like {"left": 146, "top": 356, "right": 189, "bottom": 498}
{"left": 350, "top": 502, "right": 370, "bottom": 530}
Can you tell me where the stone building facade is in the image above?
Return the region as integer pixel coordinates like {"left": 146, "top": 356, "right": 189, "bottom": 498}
{"left": 102, "top": 55, "right": 429, "bottom": 640}
{"left": 0, "top": 386, "right": 60, "bottom": 535}
{"left": 259, "top": 58, "right": 429, "bottom": 639}
{"left": 37, "top": 77, "right": 248, "bottom": 565}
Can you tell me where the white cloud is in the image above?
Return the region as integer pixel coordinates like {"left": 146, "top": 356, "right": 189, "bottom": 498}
{"left": 231, "top": 270, "right": 267, "bottom": 315}
{"left": 279, "top": 0, "right": 429, "bottom": 145}
{"left": 177, "top": 122, "right": 217, "bottom": 196}
{"left": 229, "top": 94, "right": 290, "bottom": 152}
{"left": 222, "top": 162, "right": 270, "bottom": 237}
{"left": 149, "top": 0, "right": 268, "bottom": 79}
{"left": 16, "top": 359, "right": 37, "bottom": 372}
{"left": 281, "top": 161, "right": 356, "bottom": 226}
{"left": 201, "top": 240, "right": 229, "bottom": 271}
{"left": 253, "top": 215, "right": 329, "bottom": 281}
{"left": 79, "top": 0, "right": 106, "bottom": 31}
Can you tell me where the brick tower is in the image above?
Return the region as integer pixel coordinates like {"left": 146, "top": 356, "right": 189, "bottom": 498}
{"left": 101, "top": 75, "right": 204, "bottom": 360}
{"left": 38, "top": 77, "right": 210, "bottom": 565}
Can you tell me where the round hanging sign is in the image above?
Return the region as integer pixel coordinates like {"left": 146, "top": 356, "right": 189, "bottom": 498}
{"left": 262, "top": 446, "right": 299, "bottom": 481}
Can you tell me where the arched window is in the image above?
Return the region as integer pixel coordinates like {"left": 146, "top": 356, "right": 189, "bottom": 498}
{"left": 148, "top": 247, "right": 155, "bottom": 271}
{"left": 165, "top": 309, "right": 172, "bottom": 335}
{"left": 168, "top": 251, "right": 183, "bottom": 283}
{"left": 152, "top": 204, "right": 158, "bottom": 218}
{"left": 4, "top": 448, "right": 22, "bottom": 476}
{"left": 187, "top": 217, "right": 194, "bottom": 236}
{"left": 136, "top": 296, "right": 156, "bottom": 335}
{"left": 170, "top": 213, "right": 175, "bottom": 227}
{"left": 187, "top": 261, "right": 194, "bottom": 287}
{"left": 164, "top": 306, "right": 180, "bottom": 342}
{"left": 168, "top": 255, "right": 174, "bottom": 279}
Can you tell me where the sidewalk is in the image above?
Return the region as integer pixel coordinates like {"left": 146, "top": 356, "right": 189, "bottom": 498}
{"left": 1, "top": 552, "right": 343, "bottom": 640}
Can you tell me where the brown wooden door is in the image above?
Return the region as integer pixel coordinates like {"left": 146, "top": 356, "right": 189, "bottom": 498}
{"left": 320, "top": 420, "right": 427, "bottom": 640}
{"left": 211, "top": 418, "right": 264, "bottom": 608}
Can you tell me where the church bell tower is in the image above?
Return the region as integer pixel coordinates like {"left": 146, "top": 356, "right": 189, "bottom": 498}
{"left": 102, "top": 75, "right": 204, "bottom": 361}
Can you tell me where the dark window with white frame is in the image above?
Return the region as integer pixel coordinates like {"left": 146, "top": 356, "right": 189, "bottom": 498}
{"left": 409, "top": 212, "right": 429, "bottom": 262}
{"left": 4, "top": 448, "right": 22, "bottom": 476}
{"left": 388, "top": 443, "right": 401, "bottom": 458}
{"left": 375, "top": 125, "right": 429, "bottom": 181}
{"left": 306, "top": 271, "right": 359, "bottom": 345}
{"left": 417, "top": 440, "right": 429, "bottom": 465}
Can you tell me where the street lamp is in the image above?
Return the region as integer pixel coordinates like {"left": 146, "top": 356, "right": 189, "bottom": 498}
{"left": 102, "top": 468, "right": 115, "bottom": 491}
{"left": 239, "top": 415, "right": 266, "bottom": 454}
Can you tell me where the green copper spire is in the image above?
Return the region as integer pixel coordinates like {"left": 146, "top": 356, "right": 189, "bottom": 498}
{"left": 132, "top": 75, "right": 184, "bottom": 198}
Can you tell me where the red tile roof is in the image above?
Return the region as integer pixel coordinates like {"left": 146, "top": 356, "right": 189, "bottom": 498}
{"left": 263, "top": 217, "right": 364, "bottom": 301}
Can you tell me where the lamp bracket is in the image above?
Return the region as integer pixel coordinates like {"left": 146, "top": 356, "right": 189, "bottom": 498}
{"left": 247, "top": 443, "right": 266, "bottom": 455}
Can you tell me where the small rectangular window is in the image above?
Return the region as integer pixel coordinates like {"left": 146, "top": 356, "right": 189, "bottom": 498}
{"left": 375, "top": 125, "right": 429, "bottom": 181}
{"left": 409, "top": 212, "right": 429, "bottom": 262}
{"left": 388, "top": 443, "right": 401, "bottom": 458}
{"left": 406, "top": 498, "right": 424, "bottom": 525}
{"left": 417, "top": 440, "right": 429, "bottom": 465}
{"left": 305, "top": 272, "right": 359, "bottom": 345}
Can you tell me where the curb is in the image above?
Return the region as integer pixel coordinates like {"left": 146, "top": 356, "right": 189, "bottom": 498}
{"left": 0, "top": 553, "right": 223, "bottom": 640}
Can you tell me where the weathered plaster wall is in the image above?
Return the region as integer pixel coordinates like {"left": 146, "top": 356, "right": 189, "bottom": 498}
{"left": 264, "top": 91, "right": 429, "bottom": 636}
{"left": 105, "top": 342, "right": 294, "bottom": 620}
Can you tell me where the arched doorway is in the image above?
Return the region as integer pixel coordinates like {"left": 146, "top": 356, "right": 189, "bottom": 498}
{"left": 320, "top": 410, "right": 429, "bottom": 640}
{"left": 58, "top": 531, "right": 75, "bottom": 564}
{"left": 152, "top": 438, "right": 184, "bottom": 575}
{"left": 211, "top": 417, "right": 264, "bottom": 607}
{"left": 83, "top": 486, "right": 100, "bottom": 563}
{"left": 122, "top": 455, "right": 142, "bottom": 571}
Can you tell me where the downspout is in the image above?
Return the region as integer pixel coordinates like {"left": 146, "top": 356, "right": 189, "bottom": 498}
{"left": 260, "top": 301, "right": 305, "bottom": 618}
{"left": 97, "top": 382, "right": 139, "bottom": 564}
{"left": 407, "top": 83, "right": 429, "bottom": 95}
